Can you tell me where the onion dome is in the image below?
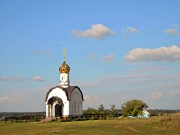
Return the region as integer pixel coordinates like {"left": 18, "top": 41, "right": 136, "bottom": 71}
{"left": 59, "top": 59, "right": 70, "bottom": 73}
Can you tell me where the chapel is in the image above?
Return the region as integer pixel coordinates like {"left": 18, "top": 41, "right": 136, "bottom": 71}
{"left": 45, "top": 50, "right": 84, "bottom": 119}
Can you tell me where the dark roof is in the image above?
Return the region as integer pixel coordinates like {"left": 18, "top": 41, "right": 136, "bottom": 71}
{"left": 45, "top": 86, "right": 84, "bottom": 102}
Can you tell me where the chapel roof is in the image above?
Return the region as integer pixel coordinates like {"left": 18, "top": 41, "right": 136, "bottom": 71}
{"left": 45, "top": 86, "right": 84, "bottom": 102}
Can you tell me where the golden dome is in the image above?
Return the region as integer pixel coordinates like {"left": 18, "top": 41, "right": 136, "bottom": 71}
{"left": 59, "top": 59, "right": 70, "bottom": 73}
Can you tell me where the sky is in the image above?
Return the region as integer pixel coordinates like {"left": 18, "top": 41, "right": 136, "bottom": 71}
{"left": 0, "top": 0, "right": 180, "bottom": 112}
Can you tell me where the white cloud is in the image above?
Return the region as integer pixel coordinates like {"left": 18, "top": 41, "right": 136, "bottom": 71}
{"left": 128, "top": 26, "right": 139, "bottom": 33}
{"left": 149, "top": 92, "right": 163, "bottom": 100}
{"left": 103, "top": 54, "right": 115, "bottom": 62}
{"left": 72, "top": 24, "right": 114, "bottom": 39}
{"left": 171, "top": 90, "right": 180, "bottom": 95}
{"left": 84, "top": 95, "right": 99, "bottom": 101}
{"left": 84, "top": 95, "right": 90, "bottom": 101}
{"left": 0, "top": 76, "right": 46, "bottom": 82}
{"left": 125, "top": 45, "right": 180, "bottom": 62}
{"left": 0, "top": 77, "right": 25, "bottom": 81}
{"left": 0, "top": 96, "right": 9, "bottom": 102}
{"left": 77, "top": 73, "right": 165, "bottom": 89}
{"left": 32, "top": 50, "right": 54, "bottom": 56}
{"left": 83, "top": 95, "right": 99, "bottom": 108}
{"left": 78, "top": 79, "right": 99, "bottom": 88}
{"left": 169, "top": 83, "right": 180, "bottom": 88}
{"left": 121, "top": 26, "right": 139, "bottom": 37}
{"left": 88, "top": 53, "right": 96, "bottom": 61}
{"left": 0, "top": 93, "right": 25, "bottom": 103}
{"left": 164, "top": 28, "right": 179, "bottom": 35}
{"left": 32, "top": 76, "right": 45, "bottom": 81}
{"left": 77, "top": 75, "right": 127, "bottom": 88}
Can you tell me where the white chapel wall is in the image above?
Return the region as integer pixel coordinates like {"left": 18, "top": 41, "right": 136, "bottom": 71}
{"left": 46, "top": 87, "right": 70, "bottom": 117}
{"left": 59, "top": 73, "right": 70, "bottom": 87}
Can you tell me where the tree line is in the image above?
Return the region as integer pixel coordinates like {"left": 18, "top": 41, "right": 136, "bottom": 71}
{"left": 83, "top": 99, "right": 149, "bottom": 117}
{"left": 83, "top": 104, "right": 118, "bottom": 118}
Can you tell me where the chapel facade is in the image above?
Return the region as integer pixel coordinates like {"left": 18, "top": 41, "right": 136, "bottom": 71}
{"left": 45, "top": 52, "right": 84, "bottom": 119}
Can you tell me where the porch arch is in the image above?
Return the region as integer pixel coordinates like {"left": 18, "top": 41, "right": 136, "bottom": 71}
{"left": 47, "top": 96, "right": 64, "bottom": 118}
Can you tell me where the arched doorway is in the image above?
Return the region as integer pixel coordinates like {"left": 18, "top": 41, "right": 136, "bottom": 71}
{"left": 55, "top": 104, "right": 62, "bottom": 117}
{"left": 47, "top": 96, "right": 63, "bottom": 118}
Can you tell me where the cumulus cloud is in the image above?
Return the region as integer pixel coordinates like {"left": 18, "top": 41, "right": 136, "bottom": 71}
{"left": 103, "top": 54, "right": 115, "bottom": 62}
{"left": 0, "top": 77, "right": 25, "bottom": 81}
{"left": 72, "top": 24, "right": 114, "bottom": 39}
{"left": 125, "top": 45, "right": 180, "bottom": 62}
{"left": 164, "top": 28, "right": 179, "bottom": 35}
{"left": 32, "top": 76, "right": 45, "bottom": 81}
{"left": 121, "top": 26, "right": 139, "bottom": 37}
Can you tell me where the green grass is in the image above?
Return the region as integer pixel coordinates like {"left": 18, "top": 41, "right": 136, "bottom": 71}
{"left": 0, "top": 115, "right": 180, "bottom": 135}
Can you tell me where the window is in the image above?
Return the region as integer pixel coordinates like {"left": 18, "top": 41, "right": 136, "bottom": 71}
{"left": 72, "top": 105, "right": 73, "bottom": 113}
{"left": 74, "top": 102, "right": 76, "bottom": 113}
{"left": 78, "top": 105, "right": 79, "bottom": 113}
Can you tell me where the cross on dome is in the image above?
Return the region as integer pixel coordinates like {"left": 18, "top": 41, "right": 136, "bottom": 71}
{"left": 63, "top": 48, "right": 66, "bottom": 61}
{"left": 59, "top": 48, "right": 70, "bottom": 74}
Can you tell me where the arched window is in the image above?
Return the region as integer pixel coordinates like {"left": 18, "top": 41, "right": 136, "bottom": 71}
{"left": 78, "top": 104, "right": 79, "bottom": 113}
{"left": 74, "top": 102, "right": 76, "bottom": 113}
{"left": 72, "top": 105, "right": 73, "bottom": 113}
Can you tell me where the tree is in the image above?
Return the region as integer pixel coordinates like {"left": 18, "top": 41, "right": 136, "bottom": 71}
{"left": 121, "top": 99, "right": 148, "bottom": 117}
{"left": 98, "top": 104, "right": 105, "bottom": 114}
{"left": 83, "top": 107, "right": 97, "bottom": 114}
{"left": 110, "top": 104, "right": 117, "bottom": 117}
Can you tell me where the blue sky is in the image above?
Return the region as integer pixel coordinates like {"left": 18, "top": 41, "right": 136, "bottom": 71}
{"left": 0, "top": 0, "right": 180, "bottom": 112}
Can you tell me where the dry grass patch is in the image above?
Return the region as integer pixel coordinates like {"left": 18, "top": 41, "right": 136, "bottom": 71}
{"left": 153, "top": 113, "right": 180, "bottom": 130}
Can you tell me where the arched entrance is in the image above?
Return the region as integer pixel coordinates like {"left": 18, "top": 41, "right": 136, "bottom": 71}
{"left": 47, "top": 96, "right": 63, "bottom": 118}
{"left": 55, "top": 104, "right": 62, "bottom": 117}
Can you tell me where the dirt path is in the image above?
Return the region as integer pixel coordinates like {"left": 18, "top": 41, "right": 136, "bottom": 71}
{"left": 128, "top": 126, "right": 145, "bottom": 134}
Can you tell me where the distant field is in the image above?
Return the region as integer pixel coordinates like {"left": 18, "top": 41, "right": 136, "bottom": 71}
{"left": 0, "top": 114, "right": 179, "bottom": 135}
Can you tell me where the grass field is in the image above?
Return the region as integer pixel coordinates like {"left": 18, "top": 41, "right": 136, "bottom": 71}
{"left": 0, "top": 114, "right": 179, "bottom": 135}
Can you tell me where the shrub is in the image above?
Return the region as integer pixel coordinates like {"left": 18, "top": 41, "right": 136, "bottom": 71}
{"left": 155, "top": 113, "right": 180, "bottom": 130}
